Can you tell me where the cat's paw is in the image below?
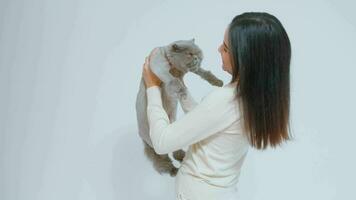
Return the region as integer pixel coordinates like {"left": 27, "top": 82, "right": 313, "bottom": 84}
{"left": 169, "top": 167, "right": 179, "bottom": 177}
{"left": 210, "top": 79, "right": 224, "bottom": 87}
{"left": 173, "top": 150, "right": 186, "bottom": 162}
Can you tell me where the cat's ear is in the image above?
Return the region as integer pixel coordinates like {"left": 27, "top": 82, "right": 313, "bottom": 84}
{"left": 190, "top": 38, "right": 195, "bottom": 43}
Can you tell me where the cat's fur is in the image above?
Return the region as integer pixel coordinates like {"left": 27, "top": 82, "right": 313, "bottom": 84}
{"left": 135, "top": 39, "right": 224, "bottom": 177}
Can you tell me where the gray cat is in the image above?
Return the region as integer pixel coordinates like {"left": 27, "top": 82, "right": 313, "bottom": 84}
{"left": 135, "top": 39, "right": 224, "bottom": 177}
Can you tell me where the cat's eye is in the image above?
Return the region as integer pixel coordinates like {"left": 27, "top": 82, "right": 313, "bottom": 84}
{"left": 172, "top": 44, "right": 181, "bottom": 52}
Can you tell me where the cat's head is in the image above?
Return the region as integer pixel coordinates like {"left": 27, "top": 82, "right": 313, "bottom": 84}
{"left": 165, "top": 38, "right": 203, "bottom": 72}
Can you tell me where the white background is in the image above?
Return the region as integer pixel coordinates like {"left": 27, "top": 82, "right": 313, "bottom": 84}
{"left": 1, "top": 0, "right": 355, "bottom": 199}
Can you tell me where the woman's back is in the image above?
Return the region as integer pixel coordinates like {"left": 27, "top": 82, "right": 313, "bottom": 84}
{"left": 175, "top": 82, "right": 250, "bottom": 199}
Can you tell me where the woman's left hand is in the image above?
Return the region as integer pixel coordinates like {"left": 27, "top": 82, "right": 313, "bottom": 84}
{"left": 142, "top": 49, "right": 162, "bottom": 88}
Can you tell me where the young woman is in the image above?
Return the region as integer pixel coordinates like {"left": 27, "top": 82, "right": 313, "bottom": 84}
{"left": 142, "top": 12, "right": 292, "bottom": 200}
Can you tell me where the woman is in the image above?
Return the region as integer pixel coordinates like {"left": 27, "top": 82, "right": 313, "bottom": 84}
{"left": 142, "top": 12, "right": 292, "bottom": 200}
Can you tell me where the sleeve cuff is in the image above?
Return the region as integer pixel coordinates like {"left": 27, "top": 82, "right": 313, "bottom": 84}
{"left": 146, "top": 86, "right": 162, "bottom": 106}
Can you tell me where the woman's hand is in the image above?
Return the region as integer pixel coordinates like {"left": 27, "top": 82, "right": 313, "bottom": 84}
{"left": 142, "top": 49, "right": 162, "bottom": 88}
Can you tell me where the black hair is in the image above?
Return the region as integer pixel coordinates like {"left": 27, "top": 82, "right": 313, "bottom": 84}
{"left": 228, "top": 12, "right": 293, "bottom": 150}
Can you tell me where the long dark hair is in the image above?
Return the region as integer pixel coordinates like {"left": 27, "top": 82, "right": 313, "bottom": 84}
{"left": 228, "top": 12, "right": 293, "bottom": 150}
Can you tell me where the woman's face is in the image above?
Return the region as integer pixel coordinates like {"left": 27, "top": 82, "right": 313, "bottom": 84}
{"left": 218, "top": 27, "right": 233, "bottom": 74}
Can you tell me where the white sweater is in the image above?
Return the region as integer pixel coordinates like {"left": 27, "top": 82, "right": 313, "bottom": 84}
{"left": 146, "top": 81, "right": 250, "bottom": 199}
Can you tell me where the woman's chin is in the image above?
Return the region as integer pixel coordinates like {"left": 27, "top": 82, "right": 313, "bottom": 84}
{"left": 222, "top": 66, "right": 232, "bottom": 75}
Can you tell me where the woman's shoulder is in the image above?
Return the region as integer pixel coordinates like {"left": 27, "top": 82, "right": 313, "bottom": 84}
{"left": 200, "top": 82, "right": 238, "bottom": 108}
{"left": 208, "top": 81, "right": 238, "bottom": 98}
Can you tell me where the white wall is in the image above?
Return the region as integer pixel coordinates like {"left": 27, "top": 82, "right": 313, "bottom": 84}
{"left": 0, "top": 0, "right": 355, "bottom": 199}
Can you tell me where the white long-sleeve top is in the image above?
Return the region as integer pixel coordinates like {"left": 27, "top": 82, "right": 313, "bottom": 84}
{"left": 146, "top": 81, "right": 250, "bottom": 200}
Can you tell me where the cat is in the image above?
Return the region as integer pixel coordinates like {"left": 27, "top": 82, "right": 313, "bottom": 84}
{"left": 135, "top": 38, "right": 224, "bottom": 177}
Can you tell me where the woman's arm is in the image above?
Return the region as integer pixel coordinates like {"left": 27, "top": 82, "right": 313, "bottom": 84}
{"left": 146, "top": 86, "right": 238, "bottom": 155}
